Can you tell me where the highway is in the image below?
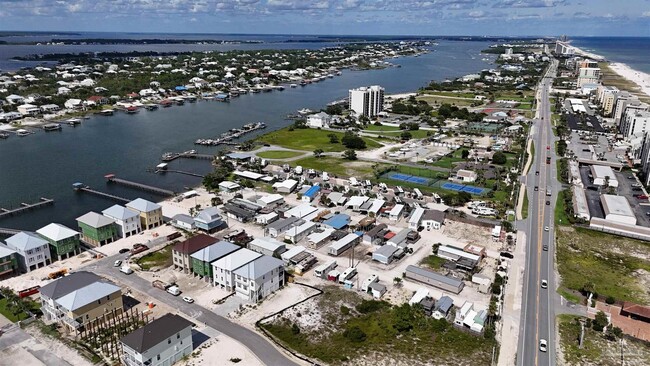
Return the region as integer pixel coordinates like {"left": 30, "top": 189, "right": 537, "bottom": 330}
{"left": 517, "top": 59, "right": 561, "bottom": 366}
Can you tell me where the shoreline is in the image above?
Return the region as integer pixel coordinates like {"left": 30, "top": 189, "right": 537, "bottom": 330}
{"left": 569, "top": 43, "right": 650, "bottom": 98}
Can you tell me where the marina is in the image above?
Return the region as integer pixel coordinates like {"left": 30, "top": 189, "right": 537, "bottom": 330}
{"left": 194, "top": 121, "right": 266, "bottom": 146}
{"left": 0, "top": 197, "right": 54, "bottom": 220}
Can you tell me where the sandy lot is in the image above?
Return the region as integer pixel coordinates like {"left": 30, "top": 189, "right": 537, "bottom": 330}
{"left": 179, "top": 325, "right": 263, "bottom": 366}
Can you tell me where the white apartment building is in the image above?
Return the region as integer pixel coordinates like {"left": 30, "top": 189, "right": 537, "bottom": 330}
{"left": 120, "top": 314, "right": 193, "bottom": 366}
{"left": 5, "top": 232, "right": 52, "bottom": 272}
{"left": 102, "top": 205, "right": 141, "bottom": 238}
{"left": 349, "top": 85, "right": 384, "bottom": 117}
{"left": 621, "top": 109, "right": 650, "bottom": 139}
{"left": 212, "top": 248, "right": 261, "bottom": 291}
{"left": 577, "top": 67, "right": 600, "bottom": 87}
{"left": 613, "top": 92, "right": 637, "bottom": 125}
{"left": 233, "top": 255, "right": 285, "bottom": 302}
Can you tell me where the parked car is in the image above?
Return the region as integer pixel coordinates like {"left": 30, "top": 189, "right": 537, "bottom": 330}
{"left": 183, "top": 296, "right": 194, "bottom": 303}
{"left": 114, "top": 260, "right": 122, "bottom": 267}
{"left": 500, "top": 252, "right": 514, "bottom": 259}
{"left": 118, "top": 248, "right": 130, "bottom": 254}
{"left": 637, "top": 195, "right": 648, "bottom": 200}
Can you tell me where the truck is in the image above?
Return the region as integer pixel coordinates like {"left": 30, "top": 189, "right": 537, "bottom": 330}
{"left": 152, "top": 280, "right": 181, "bottom": 296}
{"left": 48, "top": 269, "right": 68, "bottom": 279}
{"left": 130, "top": 243, "right": 149, "bottom": 255}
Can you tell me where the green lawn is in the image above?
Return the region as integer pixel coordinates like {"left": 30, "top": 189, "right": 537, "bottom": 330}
{"left": 136, "top": 245, "right": 173, "bottom": 271}
{"left": 421, "top": 91, "right": 476, "bottom": 98}
{"left": 292, "top": 156, "right": 388, "bottom": 179}
{"left": 556, "top": 227, "right": 650, "bottom": 304}
{"left": 0, "top": 297, "right": 32, "bottom": 322}
{"left": 554, "top": 189, "right": 571, "bottom": 226}
{"left": 364, "top": 124, "right": 400, "bottom": 132}
{"left": 256, "top": 150, "right": 305, "bottom": 159}
{"left": 364, "top": 128, "right": 432, "bottom": 140}
{"left": 420, "top": 255, "right": 447, "bottom": 270}
{"left": 417, "top": 95, "right": 475, "bottom": 107}
{"left": 256, "top": 128, "right": 381, "bottom": 152}
{"left": 522, "top": 190, "right": 529, "bottom": 220}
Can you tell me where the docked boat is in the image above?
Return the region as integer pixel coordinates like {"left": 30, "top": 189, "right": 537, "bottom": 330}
{"left": 275, "top": 85, "right": 285, "bottom": 91}
{"left": 99, "top": 109, "right": 114, "bottom": 116}
{"left": 251, "top": 87, "right": 261, "bottom": 93}
{"left": 66, "top": 118, "right": 82, "bottom": 125}
{"left": 327, "top": 74, "right": 334, "bottom": 78}
{"left": 299, "top": 80, "right": 307, "bottom": 86}
{"left": 43, "top": 123, "right": 62, "bottom": 131}
{"left": 0, "top": 132, "right": 9, "bottom": 139}
{"left": 145, "top": 105, "right": 158, "bottom": 111}
{"left": 290, "top": 84, "right": 298, "bottom": 88}
{"left": 126, "top": 106, "right": 139, "bottom": 114}
{"left": 298, "top": 108, "right": 313, "bottom": 115}
{"left": 161, "top": 152, "right": 180, "bottom": 161}
{"left": 187, "top": 96, "right": 197, "bottom": 103}
{"left": 16, "top": 129, "right": 31, "bottom": 137}
{"left": 175, "top": 99, "right": 185, "bottom": 106}
{"left": 336, "top": 71, "right": 342, "bottom": 76}
{"left": 160, "top": 100, "right": 173, "bottom": 108}
{"left": 262, "top": 86, "right": 273, "bottom": 92}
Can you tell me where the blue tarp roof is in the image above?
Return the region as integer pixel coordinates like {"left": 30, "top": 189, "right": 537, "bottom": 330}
{"left": 175, "top": 86, "right": 187, "bottom": 91}
{"left": 304, "top": 185, "right": 321, "bottom": 198}
{"left": 323, "top": 213, "right": 350, "bottom": 230}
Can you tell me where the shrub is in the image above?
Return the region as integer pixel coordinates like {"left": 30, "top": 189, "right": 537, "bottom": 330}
{"left": 340, "top": 305, "right": 350, "bottom": 315}
{"left": 356, "top": 300, "right": 387, "bottom": 314}
{"left": 343, "top": 326, "right": 367, "bottom": 342}
{"left": 605, "top": 296, "right": 615, "bottom": 305}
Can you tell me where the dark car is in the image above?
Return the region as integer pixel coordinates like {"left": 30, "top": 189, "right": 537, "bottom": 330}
{"left": 119, "top": 248, "right": 130, "bottom": 254}
{"left": 546, "top": 201, "right": 550, "bottom": 205}
{"left": 500, "top": 252, "right": 514, "bottom": 259}
{"left": 534, "top": 186, "right": 539, "bottom": 191}
{"left": 632, "top": 187, "right": 642, "bottom": 191}
{"left": 535, "top": 171, "right": 539, "bottom": 176}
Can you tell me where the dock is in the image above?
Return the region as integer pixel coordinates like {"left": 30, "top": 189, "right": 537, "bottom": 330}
{"left": 161, "top": 152, "right": 214, "bottom": 162}
{"left": 0, "top": 198, "right": 54, "bottom": 220}
{"left": 0, "top": 227, "right": 21, "bottom": 236}
{"left": 73, "top": 183, "right": 131, "bottom": 204}
{"left": 105, "top": 174, "right": 175, "bottom": 196}
{"left": 161, "top": 169, "right": 205, "bottom": 178}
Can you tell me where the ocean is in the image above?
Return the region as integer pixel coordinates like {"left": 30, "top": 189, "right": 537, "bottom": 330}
{"left": 570, "top": 37, "right": 650, "bottom": 74}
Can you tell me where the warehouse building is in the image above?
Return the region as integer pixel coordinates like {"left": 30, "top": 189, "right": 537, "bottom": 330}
{"left": 404, "top": 265, "right": 465, "bottom": 294}
{"left": 590, "top": 165, "right": 619, "bottom": 187}
{"left": 600, "top": 194, "right": 637, "bottom": 225}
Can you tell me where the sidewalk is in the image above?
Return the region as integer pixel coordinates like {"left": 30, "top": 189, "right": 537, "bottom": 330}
{"left": 497, "top": 230, "right": 526, "bottom": 366}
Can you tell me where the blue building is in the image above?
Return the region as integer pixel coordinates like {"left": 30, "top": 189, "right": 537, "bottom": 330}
{"left": 301, "top": 185, "right": 321, "bottom": 203}
{"left": 323, "top": 214, "right": 351, "bottom": 230}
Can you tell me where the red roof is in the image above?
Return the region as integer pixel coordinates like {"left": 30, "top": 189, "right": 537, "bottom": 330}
{"left": 383, "top": 232, "right": 396, "bottom": 240}
{"left": 173, "top": 234, "right": 219, "bottom": 255}
{"left": 87, "top": 95, "right": 105, "bottom": 102}
{"left": 621, "top": 302, "right": 650, "bottom": 319}
{"left": 127, "top": 92, "right": 139, "bottom": 97}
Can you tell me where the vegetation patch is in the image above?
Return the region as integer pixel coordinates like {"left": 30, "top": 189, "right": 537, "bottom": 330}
{"left": 136, "top": 245, "right": 173, "bottom": 270}
{"left": 292, "top": 156, "right": 388, "bottom": 179}
{"left": 256, "top": 128, "right": 380, "bottom": 152}
{"left": 256, "top": 150, "right": 304, "bottom": 159}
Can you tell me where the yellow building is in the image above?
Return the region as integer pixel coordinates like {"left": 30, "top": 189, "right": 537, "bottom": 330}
{"left": 127, "top": 198, "right": 164, "bottom": 230}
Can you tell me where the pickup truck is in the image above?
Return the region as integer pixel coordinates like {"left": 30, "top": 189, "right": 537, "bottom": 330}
{"left": 130, "top": 243, "right": 149, "bottom": 255}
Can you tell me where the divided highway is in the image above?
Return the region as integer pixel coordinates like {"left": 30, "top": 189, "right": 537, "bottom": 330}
{"left": 518, "top": 59, "right": 560, "bottom": 366}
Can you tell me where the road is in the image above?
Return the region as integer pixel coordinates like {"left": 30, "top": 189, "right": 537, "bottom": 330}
{"left": 517, "top": 59, "right": 561, "bottom": 366}
{"left": 85, "top": 252, "right": 300, "bottom": 366}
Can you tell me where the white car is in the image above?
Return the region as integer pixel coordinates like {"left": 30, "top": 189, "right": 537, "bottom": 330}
{"left": 539, "top": 339, "right": 548, "bottom": 352}
{"left": 544, "top": 226, "right": 549, "bottom": 232}
{"left": 182, "top": 296, "right": 194, "bottom": 304}
{"left": 541, "top": 280, "right": 548, "bottom": 289}
{"left": 114, "top": 260, "right": 122, "bottom": 267}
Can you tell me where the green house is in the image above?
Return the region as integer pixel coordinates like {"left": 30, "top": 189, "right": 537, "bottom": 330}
{"left": 76, "top": 212, "right": 118, "bottom": 247}
{"left": 36, "top": 223, "right": 81, "bottom": 260}
{"left": 0, "top": 243, "right": 18, "bottom": 279}
{"left": 190, "top": 241, "right": 240, "bottom": 281}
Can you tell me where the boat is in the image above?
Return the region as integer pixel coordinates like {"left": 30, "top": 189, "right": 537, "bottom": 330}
{"left": 336, "top": 71, "right": 342, "bottom": 76}
{"left": 126, "top": 106, "right": 139, "bottom": 114}
{"left": 275, "top": 85, "right": 285, "bottom": 91}
{"left": 160, "top": 100, "right": 173, "bottom": 108}
{"left": 99, "top": 109, "right": 114, "bottom": 116}
{"left": 299, "top": 80, "right": 307, "bottom": 86}
{"left": 263, "top": 86, "right": 273, "bottom": 92}
{"left": 175, "top": 99, "right": 185, "bottom": 106}
{"left": 298, "top": 108, "right": 313, "bottom": 115}
{"left": 327, "top": 74, "right": 334, "bottom": 78}
{"left": 187, "top": 96, "right": 197, "bottom": 103}
{"left": 16, "top": 129, "right": 30, "bottom": 137}
{"left": 145, "top": 105, "right": 158, "bottom": 111}
{"left": 67, "top": 118, "right": 82, "bottom": 125}
{"left": 290, "top": 84, "right": 298, "bottom": 88}
{"left": 43, "top": 123, "right": 62, "bottom": 131}
{"left": 0, "top": 132, "right": 9, "bottom": 139}
{"left": 251, "top": 87, "right": 261, "bottom": 93}
{"left": 161, "top": 152, "right": 179, "bottom": 161}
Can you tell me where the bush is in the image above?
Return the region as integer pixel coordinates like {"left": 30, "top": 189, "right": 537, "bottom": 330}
{"left": 291, "top": 323, "right": 300, "bottom": 335}
{"left": 605, "top": 296, "right": 616, "bottom": 305}
{"left": 343, "top": 326, "right": 367, "bottom": 342}
{"left": 492, "top": 151, "right": 507, "bottom": 164}
{"left": 355, "top": 300, "right": 387, "bottom": 314}
{"left": 340, "top": 305, "right": 350, "bottom": 315}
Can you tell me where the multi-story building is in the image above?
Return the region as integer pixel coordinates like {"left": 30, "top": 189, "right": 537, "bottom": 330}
{"left": 212, "top": 248, "right": 261, "bottom": 291}
{"left": 36, "top": 223, "right": 80, "bottom": 260}
{"left": 0, "top": 242, "right": 19, "bottom": 279}
{"left": 233, "top": 255, "right": 285, "bottom": 302}
{"left": 76, "top": 212, "right": 118, "bottom": 246}
{"left": 126, "top": 198, "right": 164, "bottom": 230}
{"left": 349, "top": 85, "right": 384, "bottom": 117}
{"left": 639, "top": 131, "right": 650, "bottom": 186}
{"left": 193, "top": 207, "right": 224, "bottom": 233}
{"left": 621, "top": 109, "right": 650, "bottom": 139}
{"left": 190, "top": 240, "right": 240, "bottom": 281}
{"left": 5, "top": 232, "right": 52, "bottom": 272}
{"left": 596, "top": 85, "right": 619, "bottom": 116}
{"left": 613, "top": 92, "right": 639, "bottom": 126}
{"left": 102, "top": 205, "right": 142, "bottom": 238}
{"left": 172, "top": 234, "right": 219, "bottom": 273}
{"left": 40, "top": 271, "right": 122, "bottom": 334}
{"left": 577, "top": 67, "right": 600, "bottom": 87}
{"left": 120, "top": 313, "right": 193, "bottom": 366}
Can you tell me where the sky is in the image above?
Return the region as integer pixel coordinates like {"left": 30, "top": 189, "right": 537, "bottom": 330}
{"left": 0, "top": 0, "right": 649, "bottom": 36}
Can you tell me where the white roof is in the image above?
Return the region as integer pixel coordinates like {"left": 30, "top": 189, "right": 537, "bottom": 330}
{"left": 347, "top": 196, "right": 369, "bottom": 207}
{"left": 308, "top": 228, "right": 335, "bottom": 244}
{"left": 233, "top": 256, "right": 284, "bottom": 281}
{"left": 281, "top": 246, "right": 307, "bottom": 261}
{"left": 439, "top": 245, "right": 481, "bottom": 261}
{"left": 6, "top": 232, "right": 49, "bottom": 251}
{"left": 285, "top": 221, "right": 316, "bottom": 237}
{"left": 77, "top": 211, "right": 115, "bottom": 228}
{"left": 212, "top": 248, "right": 262, "bottom": 271}
{"left": 234, "top": 170, "right": 264, "bottom": 180}
{"left": 218, "top": 181, "right": 241, "bottom": 189}
{"left": 285, "top": 204, "right": 317, "bottom": 218}
{"left": 329, "top": 233, "right": 359, "bottom": 251}
{"left": 56, "top": 281, "right": 121, "bottom": 311}
{"left": 0, "top": 243, "right": 17, "bottom": 258}
{"left": 126, "top": 198, "right": 161, "bottom": 212}
{"left": 102, "top": 205, "right": 139, "bottom": 221}
{"left": 272, "top": 179, "right": 298, "bottom": 190}
{"left": 258, "top": 194, "right": 284, "bottom": 204}
{"left": 250, "top": 237, "right": 284, "bottom": 252}
{"left": 389, "top": 204, "right": 405, "bottom": 216}
{"left": 409, "top": 288, "right": 429, "bottom": 305}
{"left": 408, "top": 207, "right": 425, "bottom": 224}
{"left": 590, "top": 165, "right": 617, "bottom": 181}
{"left": 368, "top": 199, "right": 385, "bottom": 214}
{"left": 600, "top": 194, "right": 635, "bottom": 217}
{"left": 36, "top": 223, "right": 78, "bottom": 241}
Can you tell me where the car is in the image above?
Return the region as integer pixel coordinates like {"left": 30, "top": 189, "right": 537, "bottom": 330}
{"left": 628, "top": 176, "right": 635, "bottom": 179}
{"left": 546, "top": 201, "right": 550, "bottom": 205}
{"left": 539, "top": 339, "right": 548, "bottom": 352}
{"left": 637, "top": 195, "right": 649, "bottom": 200}
{"left": 633, "top": 187, "right": 642, "bottom": 191}
{"left": 182, "top": 296, "right": 194, "bottom": 303}
{"left": 119, "top": 248, "right": 130, "bottom": 254}
{"left": 114, "top": 260, "right": 122, "bottom": 267}
{"left": 541, "top": 280, "right": 548, "bottom": 289}
{"left": 544, "top": 226, "right": 550, "bottom": 231}
{"left": 534, "top": 186, "right": 539, "bottom": 191}
{"left": 543, "top": 244, "right": 548, "bottom": 251}
{"left": 535, "top": 171, "right": 539, "bottom": 176}
{"left": 647, "top": 212, "right": 650, "bottom": 216}
{"left": 546, "top": 145, "right": 550, "bottom": 150}
{"left": 499, "top": 251, "right": 514, "bottom": 259}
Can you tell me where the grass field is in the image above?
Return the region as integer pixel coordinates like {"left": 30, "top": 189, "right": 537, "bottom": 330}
{"left": 136, "top": 245, "right": 173, "bottom": 271}
{"left": 256, "top": 128, "right": 381, "bottom": 152}
{"left": 417, "top": 95, "right": 475, "bottom": 107}
{"left": 555, "top": 189, "right": 571, "bottom": 225}
{"left": 292, "top": 156, "right": 388, "bottom": 179}
{"left": 363, "top": 127, "right": 432, "bottom": 139}
{"left": 256, "top": 150, "right": 305, "bottom": 159}
{"left": 556, "top": 226, "right": 650, "bottom": 304}
{"left": 420, "top": 255, "right": 447, "bottom": 270}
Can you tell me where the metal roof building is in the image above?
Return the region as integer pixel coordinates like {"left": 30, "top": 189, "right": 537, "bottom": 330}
{"left": 590, "top": 165, "right": 619, "bottom": 187}
{"left": 600, "top": 194, "right": 636, "bottom": 225}
{"left": 404, "top": 265, "right": 465, "bottom": 294}
{"left": 323, "top": 214, "right": 351, "bottom": 230}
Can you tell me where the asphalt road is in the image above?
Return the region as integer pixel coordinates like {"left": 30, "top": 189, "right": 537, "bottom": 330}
{"left": 85, "top": 253, "right": 300, "bottom": 366}
{"left": 518, "top": 59, "right": 561, "bottom": 366}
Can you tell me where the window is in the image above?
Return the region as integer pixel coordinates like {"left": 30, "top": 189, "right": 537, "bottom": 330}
{"left": 177, "top": 333, "right": 180, "bottom": 339}
{"left": 168, "top": 338, "right": 171, "bottom": 344}
{"left": 157, "top": 355, "right": 160, "bottom": 361}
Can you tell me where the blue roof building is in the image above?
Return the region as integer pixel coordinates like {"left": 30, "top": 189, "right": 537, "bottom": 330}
{"left": 175, "top": 86, "right": 187, "bottom": 91}
{"left": 301, "top": 185, "right": 321, "bottom": 203}
{"left": 323, "top": 214, "right": 351, "bottom": 230}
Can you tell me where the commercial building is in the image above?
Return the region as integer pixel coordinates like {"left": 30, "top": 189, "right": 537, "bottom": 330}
{"left": 349, "top": 85, "right": 384, "bottom": 117}
{"left": 40, "top": 272, "right": 122, "bottom": 334}
{"left": 172, "top": 234, "right": 220, "bottom": 273}
{"left": 120, "top": 313, "right": 193, "bottom": 366}
{"left": 76, "top": 212, "right": 118, "bottom": 246}
{"left": 0, "top": 243, "right": 19, "bottom": 279}
{"left": 126, "top": 198, "right": 164, "bottom": 230}
{"left": 233, "top": 255, "right": 285, "bottom": 302}
{"left": 590, "top": 165, "right": 619, "bottom": 187}
{"left": 5, "top": 232, "right": 52, "bottom": 272}
{"left": 404, "top": 265, "right": 465, "bottom": 294}
{"left": 272, "top": 179, "right": 298, "bottom": 193}
{"left": 613, "top": 92, "right": 639, "bottom": 126}
{"left": 212, "top": 248, "right": 262, "bottom": 291}
{"left": 600, "top": 194, "right": 637, "bottom": 225}
{"left": 190, "top": 241, "right": 240, "bottom": 280}
{"left": 36, "top": 223, "right": 80, "bottom": 260}
{"left": 193, "top": 207, "right": 224, "bottom": 233}
{"left": 102, "top": 205, "right": 141, "bottom": 238}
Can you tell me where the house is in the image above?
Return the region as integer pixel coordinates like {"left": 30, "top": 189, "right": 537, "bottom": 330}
{"left": 421, "top": 210, "right": 446, "bottom": 230}
{"left": 36, "top": 223, "right": 80, "bottom": 260}
{"left": 322, "top": 214, "right": 350, "bottom": 230}
{"left": 102, "top": 205, "right": 142, "bottom": 238}
{"left": 171, "top": 214, "right": 195, "bottom": 231}
{"left": 17, "top": 103, "right": 40, "bottom": 116}
{"left": 218, "top": 181, "right": 241, "bottom": 193}
{"left": 190, "top": 241, "right": 240, "bottom": 281}
{"left": 266, "top": 216, "right": 302, "bottom": 237}
{"left": 194, "top": 207, "right": 224, "bottom": 233}
{"left": 212, "top": 248, "right": 262, "bottom": 291}
{"left": 120, "top": 313, "right": 193, "bottom": 366}
{"left": 620, "top": 302, "right": 650, "bottom": 323}
{"left": 87, "top": 95, "right": 109, "bottom": 105}
{"left": 284, "top": 204, "right": 318, "bottom": 219}
{"left": 408, "top": 206, "right": 425, "bottom": 230}
{"left": 5, "top": 232, "right": 52, "bottom": 272}
{"left": 345, "top": 196, "right": 369, "bottom": 211}
{"left": 248, "top": 237, "right": 287, "bottom": 257}
{"left": 173, "top": 234, "right": 219, "bottom": 273}
{"left": 326, "top": 192, "right": 347, "bottom": 206}
{"left": 301, "top": 185, "right": 321, "bottom": 203}
{"left": 432, "top": 296, "right": 454, "bottom": 320}
{"left": 389, "top": 204, "right": 405, "bottom": 221}
{"left": 372, "top": 244, "right": 399, "bottom": 264}
{"left": 272, "top": 179, "right": 298, "bottom": 193}
{"left": 126, "top": 198, "right": 163, "bottom": 230}
{"left": 454, "top": 169, "right": 477, "bottom": 183}
{"left": 40, "top": 104, "right": 60, "bottom": 113}
{"left": 472, "top": 273, "right": 492, "bottom": 294}
{"left": 307, "top": 228, "right": 335, "bottom": 249}
{"left": 222, "top": 203, "right": 255, "bottom": 223}
{"left": 363, "top": 224, "right": 388, "bottom": 245}
{"left": 328, "top": 233, "right": 361, "bottom": 256}
{"left": 256, "top": 194, "right": 284, "bottom": 208}
{"left": 454, "top": 301, "right": 487, "bottom": 333}
{"left": 437, "top": 245, "right": 481, "bottom": 271}
{"left": 76, "top": 212, "right": 118, "bottom": 246}
{"left": 233, "top": 255, "right": 285, "bottom": 302}
{"left": 40, "top": 272, "right": 122, "bottom": 334}
{"left": 280, "top": 245, "right": 307, "bottom": 264}
{"left": 404, "top": 265, "right": 465, "bottom": 294}
{"left": 255, "top": 212, "right": 278, "bottom": 225}
{"left": 64, "top": 98, "right": 83, "bottom": 109}
{"left": 5, "top": 94, "right": 24, "bottom": 104}
{"left": 0, "top": 243, "right": 19, "bottom": 279}
{"left": 386, "top": 228, "right": 410, "bottom": 247}
{"left": 368, "top": 282, "right": 387, "bottom": 299}
{"left": 307, "top": 112, "right": 332, "bottom": 128}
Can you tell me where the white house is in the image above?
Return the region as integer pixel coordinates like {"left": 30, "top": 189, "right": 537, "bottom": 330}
{"left": 171, "top": 214, "right": 196, "bottom": 231}
{"left": 232, "top": 255, "right": 285, "bottom": 302}
{"left": 5, "top": 232, "right": 52, "bottom": 272}
{"left": 307, "top": 112, "right": 332, "bottom": 128}
{"left": 408, "top": 206, "right": 425, "bottom": 230}
{"left": 120, "top": 313, "right": 193, "bottom": 366}
{"left": 102, "top": 205, "right": 141, "bottom": 238}
{"left": 389, "top": 204, "right": 405, "bottom": 221}
{"left": 421, "top": 210, "right": 446, "bottom": 230}
{"left": 455, "top": 169, "right": 477, "bottom": 183}
{"left": 17, "top": 103, "right": 40, "bottom": 116}
{"left": 64, "top": 98, "right": 83, "bottom": 109}
{"left": 212, "top": 249, "right": 262, "bottom": 291}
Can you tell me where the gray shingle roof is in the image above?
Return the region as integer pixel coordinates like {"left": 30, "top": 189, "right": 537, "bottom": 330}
{"left": 56, "top": 281, "right": 121, "bottom": 311}
{"left": 120, "top": 313, "right": 194, "bottom": 353}
{"left": 39, "top": 272, "right": 103, "bottom": 300}
{"left": 126, "top": 198, "right": 161, "bottom": 213}
{"left": 102, "top": 205, "right": 139, "bottom": 221}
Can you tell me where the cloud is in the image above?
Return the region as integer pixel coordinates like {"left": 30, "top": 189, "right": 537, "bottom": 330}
{"left": 494, "top": 0, "right": 566, "bottom": 8}
{"left": 642, "top": 11, "right": 650, "bottom": 17}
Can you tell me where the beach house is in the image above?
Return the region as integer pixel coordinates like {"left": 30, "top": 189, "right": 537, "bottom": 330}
{"left": 5, "top": 232, "right": 52, "bottom": 272}
{"left": 126, "top": 198, "right": 164, "bottom": 230}
{"left": 102, "top": 205, "right": 142, "bottom": 238}
{"left": 233, "top": 255, "right": 285, "bottom": 302}
{"left": 36, "top": 223, "right": 81, "bottom": 260}
{"left": 77, "top": 212, "right": 118, "bottom": 246}
{"left": 120, "top": 313, "right": 193, "bottom": 366}
{"left": 0, "top": 243, "right": 19, "bottom": 279}
{"left": 172, "top": 234, "right": 220, "bottom": 274}
{"left": 190, "top": 241, "right": 240, "bottom": 281}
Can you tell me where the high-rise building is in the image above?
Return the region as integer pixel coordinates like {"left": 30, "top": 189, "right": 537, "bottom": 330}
{"left": 577, "top": 67, "right": 600, "bottom": 87}
{"left": 621, "top": 109, "right": 650, "bottom": 138}
{"left": 618, "top": 100, "right": 648, "bottom": 130}
{"left": 614, "top": 93, "right": 640, "bottom": 126}
{"left": 349, "top": 85, "right": 384, "bottom": 117}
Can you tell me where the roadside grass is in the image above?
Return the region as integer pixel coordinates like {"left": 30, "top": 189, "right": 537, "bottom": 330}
{"left": 420, "top": 255, "right": 447, "bottom": 270}
{"left": 556, "top": 226, "right": 650, "bottom": 304}
{"left": 558, "top": 314, "right": 650, "bottom": 366}
{"left": 262, "top": 287, "right": 496, "bottom": 365}
{"left": 557, "top": 287, "right": 582, "bottom": 304}
{"left": 522, "top": 190, "right": 529, "bottom": 219}
{"left": 292, "top": 156, "right": 388, "bottom": 179}
{"left": 554, "top": 189, "right": 571, "bottom": 226}
{"left": 256, "top": 150, "right": 305, "bottom": 159}
{"left": 256, "top": 128, "right": 381, "bottom": 152}
{"left": 136, "top": 245, "right": 173, "bottom": 271}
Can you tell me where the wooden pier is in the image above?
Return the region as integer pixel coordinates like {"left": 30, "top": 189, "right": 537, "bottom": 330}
{"left": 0, "top": 198, "right": 54, "bottom": 220}
{"left": 73, "top": 183, "right": 131, "bottom": 204}
{"left": 161, "top": 152, "right": 214, "bottom": 162}
{"left": 159, "top": 169, "right": 205, "bottom": 178}
{"left": 105, "top": 174, "right": 175, "bottom": 196}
